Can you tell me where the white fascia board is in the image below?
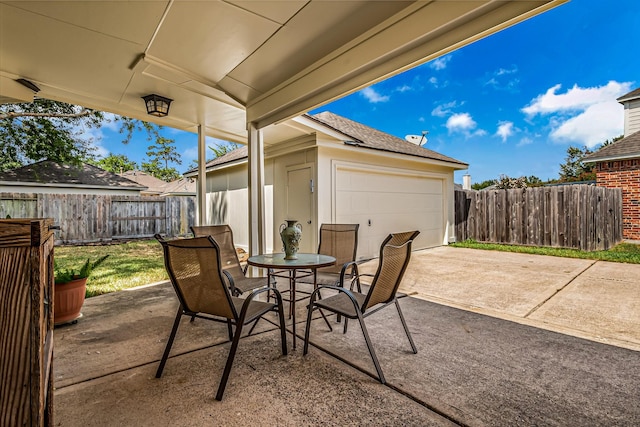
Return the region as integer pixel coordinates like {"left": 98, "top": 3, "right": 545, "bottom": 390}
{"left": 586, "top": 153, "right": 640, "bottom": 163}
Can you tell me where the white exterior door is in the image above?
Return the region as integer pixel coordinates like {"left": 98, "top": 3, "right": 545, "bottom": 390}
{"left": 335, "top": 165, "right": 444, "bottom": 259}
{"left": 285, "top": 165, "right": 314, "bottom": 253}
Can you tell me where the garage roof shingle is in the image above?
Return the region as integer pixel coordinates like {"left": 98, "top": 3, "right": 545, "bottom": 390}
{"left": 310, "top": 111, "right": 467, "bottom": 166}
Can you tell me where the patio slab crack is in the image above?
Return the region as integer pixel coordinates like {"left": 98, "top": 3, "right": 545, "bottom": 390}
{"left": 523, "top": 260, "right": 598, "bottom": 319}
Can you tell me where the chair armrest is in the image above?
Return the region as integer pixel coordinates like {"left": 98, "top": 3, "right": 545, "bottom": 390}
{"left": 222, "top": 270, "right": 237, "bottom": 295}
{"left": 339, "top": 261, "right": 362, "bottom": 292}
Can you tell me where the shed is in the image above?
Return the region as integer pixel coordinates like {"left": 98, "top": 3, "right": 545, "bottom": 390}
{"left": 185, "top": 112, "right": 467, "bottom": 259}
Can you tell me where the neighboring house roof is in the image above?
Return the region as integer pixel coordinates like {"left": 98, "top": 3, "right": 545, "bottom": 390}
{"left": 119, "top": 170, "right": 168, "bottom": 194}
{"left": 0, "top": 160, "right": 146, "bottom": 190}
{"left": 309, "top": 111, "right": 467, "bottom": 167}
{"left": 584, "top": 130, "right": 640, "bottom": 162}
{"left": 617, "top": 87, "right": 640, "bottom": 103}
{"left": 161, "top": 177, "right": 196, "bottom": 196}
{"left": 184, "top": 111, "right": 467, "bottom": 176}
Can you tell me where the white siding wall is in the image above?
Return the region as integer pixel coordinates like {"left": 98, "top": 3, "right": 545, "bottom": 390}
{"left": 204, "top": 162, "right": 274, "bottom": 252}
{"left": 624, "top": 99, "right": 640, "bottom": 136}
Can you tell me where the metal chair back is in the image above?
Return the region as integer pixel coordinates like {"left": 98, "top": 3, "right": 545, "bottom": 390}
{"left": 363, "top": 230, "right": 420, "bottom": 310}
{"left": 191, "top": 225, "right": 245, "bottom": 281}
{"left": 317, "top": 223, "right": 359, "bottom": 274}
{"left": 158, "top": 235, "right": 236, "bottom": 320}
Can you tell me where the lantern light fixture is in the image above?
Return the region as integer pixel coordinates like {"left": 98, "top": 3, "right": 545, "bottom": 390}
{"left": 142, "top": 94, "right": 172, "bottom": 117}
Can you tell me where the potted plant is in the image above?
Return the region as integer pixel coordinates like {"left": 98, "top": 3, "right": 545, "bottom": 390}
{"left": 54, "top": 255, "right": 109, "bottom": 325}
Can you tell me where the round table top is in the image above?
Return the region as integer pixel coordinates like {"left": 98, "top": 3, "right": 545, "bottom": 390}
{"left": 247, "top": 253, "right": 336, "bottom": 269}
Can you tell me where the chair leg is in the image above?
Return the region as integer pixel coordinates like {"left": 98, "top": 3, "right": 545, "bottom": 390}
{"left": 216, "top": 322, "right": 244, "bottom": 401}
{"left": 343, "top": 318, "right": 349, "bottom": 334}
{"left": 357, "top": 312, "right": 385, "bottom": 384}
{"left": 227, "top": 320, "right": 234, "bottom": 341}
{"left": 156, "top": 306, "right": 183, "bottom": 378}
{"left": 303, "top": 291, "right": 320, "bottom": 355}
{"left": 274, "top": 294, "right": 288, "bottom": 356}
{"left": 395, "top": 299, "right": 417, "bottom": 354}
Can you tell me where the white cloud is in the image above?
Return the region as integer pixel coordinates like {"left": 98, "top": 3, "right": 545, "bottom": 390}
{"left": 495, "top": 121, "right": 514, "bottom": 142}
{"left": 396, "top": 84, "right": 412, "bottom": 93}
{"left": 522, "top": 81, "right": 631, "bottom": 116}
{"left": 360, "top": 87, "right": 389, "bottom": 103}
{"left": 429, "top": 54, "right": 452, "bottom": 70}
{"left": 446, "top": 112, "right": 478, "bottom": 134}
{"left": 550, "top": 101, "right": 624, "bottom": 148}
{"left": 431, "top": 100, "right": 459, "bottom": 118}
{"left": 521, "top": 81, "right": 632, "bottom": 147}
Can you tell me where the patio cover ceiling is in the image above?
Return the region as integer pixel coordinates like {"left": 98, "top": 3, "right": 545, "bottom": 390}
{"left": 0, "top": 0, "right": 566, "bottom": 143}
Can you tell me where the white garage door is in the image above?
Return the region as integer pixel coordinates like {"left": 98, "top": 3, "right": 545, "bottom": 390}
{"left": 335, "top": 166, "right": 444, "bottom": 260}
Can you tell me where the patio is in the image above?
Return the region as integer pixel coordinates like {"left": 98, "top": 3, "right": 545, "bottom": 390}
{"left": 53, "top": 247, "right": 640, "bottom": 426}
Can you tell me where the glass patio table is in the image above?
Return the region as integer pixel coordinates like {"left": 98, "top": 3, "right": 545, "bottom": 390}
{"left": 247, "top": 253, "right": 336, "bottom": 348}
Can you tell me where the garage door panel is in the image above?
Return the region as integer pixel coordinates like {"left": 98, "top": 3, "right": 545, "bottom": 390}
{"left": 336, "top": 167, "right": 445, "bottom": 259}
{"left": 338, "top": 191, "right": 442, "bottom": 215}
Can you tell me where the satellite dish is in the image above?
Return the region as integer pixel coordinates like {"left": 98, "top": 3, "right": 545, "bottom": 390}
{"left": 404, "top": 131, "right": 428, "bottom": 146}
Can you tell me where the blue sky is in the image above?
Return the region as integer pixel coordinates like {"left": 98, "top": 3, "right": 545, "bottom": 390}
{"left": 94, "top": 0, "right": 640, "bottom": 185}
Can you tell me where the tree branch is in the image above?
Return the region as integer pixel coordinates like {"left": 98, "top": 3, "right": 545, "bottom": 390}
{"left": 0, "top": 108, "right": 93, "bottom": 120}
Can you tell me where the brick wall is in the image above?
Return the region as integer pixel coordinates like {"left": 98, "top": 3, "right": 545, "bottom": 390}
{"left": 596, "top": 159, "right": 640, "bottom": 240}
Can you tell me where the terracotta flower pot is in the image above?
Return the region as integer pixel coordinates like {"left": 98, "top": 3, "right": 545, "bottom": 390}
{"left": 54, "top": 277, "right": 87, "bottom": 325}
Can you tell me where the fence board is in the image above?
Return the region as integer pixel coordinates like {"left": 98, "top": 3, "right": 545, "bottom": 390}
{"left": 454, "top": 185, "right": 622, "bottom": 251}
{"left": 0, "top": 193, "right": 195, "bottom": 244}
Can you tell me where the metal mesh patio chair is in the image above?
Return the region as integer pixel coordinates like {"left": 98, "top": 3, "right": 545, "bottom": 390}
{"left": 191, "top": 225, "right": 269, "bottom": 296}
{"left": 296, "top": 223, "right": 359, "bottom": 287}
{"left": 303, "top": 230, "right": 419, "bottom": 384}
{"left": 154, "top": 234, "right": 287, "bottom": 401}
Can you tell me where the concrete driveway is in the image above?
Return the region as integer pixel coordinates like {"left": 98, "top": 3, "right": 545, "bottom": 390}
{"left": 366, "top": 246, "right": 640, "bottom": 351}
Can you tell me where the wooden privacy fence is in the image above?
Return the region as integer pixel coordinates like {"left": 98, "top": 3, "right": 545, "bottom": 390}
{"left": 0, "top": 192, "right": 195, "bottom": 244}
{"left": 455, "top": 185, "right": 623, "bottom": 251}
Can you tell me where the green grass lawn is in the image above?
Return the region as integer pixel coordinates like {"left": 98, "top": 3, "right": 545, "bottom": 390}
{"left": 451, "top": 240, "right": 640, "bottom": 264}
{"left": 54, "top": 239, "right": 167, "bottom": 297}
{"left": 55, "top": 238, "right": 640, "bottom": 299}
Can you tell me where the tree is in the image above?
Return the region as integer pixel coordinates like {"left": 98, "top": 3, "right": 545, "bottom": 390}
{"left": 494, "top": 174, "right": 528, "bottom": 189}
{"left": 557, "top": 136, "right": 623, "bottom": 183}
{"left": 188, "top": 141, "right": 241, "bottom": 170}
{"left": 558, "top": 146, "right": 595, "bottom": 182}
{"left": 0, "top": 99, "right": 104, "bottom": 171}
{"left": 472, "top": 175, "right": 543, "bottom": 190}
{"left": 0, "top": 99, "right": 160, "bottom": 172}
{"left": 471, "top": 179, "right": 496, "bottom": 190}
{"left": 89, "top": 154, "right": 138, "bottom": 174}
{"left": 142, "top": 136, "right": 181, "bottom": 181}
{"left": 209, "top": 141, "right": 240, "bottom": 158}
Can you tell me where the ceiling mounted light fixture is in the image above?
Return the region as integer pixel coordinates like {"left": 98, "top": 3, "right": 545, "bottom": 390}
{"left": 142, "top": 94, "right": 172, "bottom": 117}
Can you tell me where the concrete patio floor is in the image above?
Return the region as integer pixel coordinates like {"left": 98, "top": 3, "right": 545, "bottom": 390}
{"left": 53, "top": 247, "right": 640, "bottom": 426}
